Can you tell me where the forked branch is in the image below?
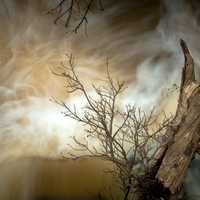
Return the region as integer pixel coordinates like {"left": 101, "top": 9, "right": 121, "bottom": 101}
{"left": 53, "top": 55, "right": 171, "bottom": 199}
{"left": 47, "top": 0, "right": 104, "bottom": 33}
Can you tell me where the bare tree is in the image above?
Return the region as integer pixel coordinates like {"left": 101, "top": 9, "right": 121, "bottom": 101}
{"left": 134, "top": 40, "right": 200, "bottom": 200}
{"left": 53, "top": 55, "right": 171, "bottom": 200}
{"left": 47, "top": 0, "right": 104, "bottom": 33}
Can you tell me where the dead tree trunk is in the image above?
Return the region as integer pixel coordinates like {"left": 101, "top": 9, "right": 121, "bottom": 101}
{"left": 138, "top": 40, "right": 200, "bottom": 200}
{"left": 156, "top": 39, "right": 200, "bottom": 197}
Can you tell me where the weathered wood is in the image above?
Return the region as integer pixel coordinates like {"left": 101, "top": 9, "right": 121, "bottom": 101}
{"left": 155, "top": 39, "right": 200, "bottom": 195}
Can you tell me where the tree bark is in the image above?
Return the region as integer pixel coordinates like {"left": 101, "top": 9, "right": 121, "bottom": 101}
{"left": 155, "top": 39, "right": 200, "bottom": 199}
{"left": 137, "top": 40, "right": 200, "bottom": 200}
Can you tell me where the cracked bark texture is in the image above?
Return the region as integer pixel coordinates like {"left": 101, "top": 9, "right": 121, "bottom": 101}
{"left": 155, "top": 39, "right": 200, "bottom": 199}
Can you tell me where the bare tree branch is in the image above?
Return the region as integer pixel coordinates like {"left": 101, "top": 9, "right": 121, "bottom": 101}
{"left": 52, "top": 55, "right": 171, "bottom": 200}
{"left": 47, "top": 0, "right": 104, "bottom": 33}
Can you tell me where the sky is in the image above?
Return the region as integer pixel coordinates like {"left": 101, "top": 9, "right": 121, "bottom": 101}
{"left": 0, "top": 0, "right": 200, "bottom": 199}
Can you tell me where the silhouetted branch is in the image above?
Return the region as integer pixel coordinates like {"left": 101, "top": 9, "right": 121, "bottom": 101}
{"left": 53, "top": 55, "right": 171, "bottom": 199}
{"left": 47, "top": 0, "right": 104, "bottom": 33}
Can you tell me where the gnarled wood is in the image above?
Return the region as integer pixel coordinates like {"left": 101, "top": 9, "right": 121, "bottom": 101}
{"left": 155, "top": 39, "right": 200, "bottom": 195}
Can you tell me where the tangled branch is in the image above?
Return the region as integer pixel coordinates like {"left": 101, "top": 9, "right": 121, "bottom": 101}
{"left": 47, "top": 0, "right": 104, "bottom": 33}
{"left": 53, "top": 55, "right": 171, "bottom": 199}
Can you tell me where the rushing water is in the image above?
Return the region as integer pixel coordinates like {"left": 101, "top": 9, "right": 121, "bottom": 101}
{"left": 0, "top": 0, "right": 200, "bottom": 199}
